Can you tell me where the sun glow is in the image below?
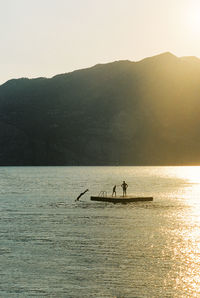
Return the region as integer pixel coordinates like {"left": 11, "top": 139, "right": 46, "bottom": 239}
{"left": 186, "top": 5, "right": 200, "bottom": 35}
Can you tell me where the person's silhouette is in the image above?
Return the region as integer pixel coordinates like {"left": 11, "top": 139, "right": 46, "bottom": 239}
{"left": 121, "top": 181, "right": 128, "bottom": 197}
{"left": 112, "top": 185, "right": 116, "bottom": 197}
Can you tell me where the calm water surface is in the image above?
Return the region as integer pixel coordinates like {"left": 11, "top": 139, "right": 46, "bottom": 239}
{"left": 1, "top": 166, "right": 200, "bottom": 297}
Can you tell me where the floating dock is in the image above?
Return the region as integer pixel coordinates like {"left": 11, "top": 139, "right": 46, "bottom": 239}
{"left": 90, "top": 196, "right": 153, "bottom": 203}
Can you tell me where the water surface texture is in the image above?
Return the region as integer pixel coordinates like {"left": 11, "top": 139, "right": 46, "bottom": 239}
{"left": 1, "top": 166, "right": 200, "bottom": 297}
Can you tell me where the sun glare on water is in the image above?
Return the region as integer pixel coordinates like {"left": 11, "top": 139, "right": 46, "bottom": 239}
{"left": 172, "top": 166, "right": 200, "bottom": 185}
{"left": 172, "top": 167, "right": 200, "bottom": 295}
{"left": 171, "top": 166, "right": 200, "bottom": 209}
{"left": 180, "top": 166, "right": 200, "bottom": 184}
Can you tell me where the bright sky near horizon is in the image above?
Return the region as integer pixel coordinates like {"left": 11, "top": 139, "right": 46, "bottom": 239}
{"left": 0, "top": 0, "right": 200, "bottom": 84}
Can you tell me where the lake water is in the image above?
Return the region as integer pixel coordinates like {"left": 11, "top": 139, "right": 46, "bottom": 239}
{"left": 1, "top": 166, "right": 200, "bottom": 297}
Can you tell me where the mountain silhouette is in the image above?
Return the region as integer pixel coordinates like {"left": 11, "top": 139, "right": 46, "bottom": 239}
{"left": 0, "top": 52, "right": 200, "bottom": 165}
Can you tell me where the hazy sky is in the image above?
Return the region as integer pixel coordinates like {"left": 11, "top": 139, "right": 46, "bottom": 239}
{"left": 1, "top": 0, "right": 200, "bottom": 84}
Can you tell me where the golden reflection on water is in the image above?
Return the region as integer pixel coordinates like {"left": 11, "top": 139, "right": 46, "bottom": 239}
{"left": 169, "top": 167, "right": 200, "bottom": 296}
{"left": 177, "top": 166, "right": 200, "bottom": 209}
{"left": 105, "top": 166, "right": 200, "bottom": 296}
{"left": 177, "top": 166, "right": 200, "bottom": 183}
{"left": 164, "top": 166, "right": 200, "bottom": 201}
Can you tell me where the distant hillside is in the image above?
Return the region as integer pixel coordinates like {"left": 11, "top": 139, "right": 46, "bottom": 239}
{"left": 1, "top": 52, "right": 200, "bottom": 165}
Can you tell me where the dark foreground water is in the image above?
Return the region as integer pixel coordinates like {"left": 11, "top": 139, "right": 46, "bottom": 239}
{"left": 1, "top": 166, "right": 200, "bottom": 297}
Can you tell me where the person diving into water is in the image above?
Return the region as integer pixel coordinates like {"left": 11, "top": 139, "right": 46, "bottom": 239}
{"left": 75, "top": 189, "right": 89, "bottom": 201}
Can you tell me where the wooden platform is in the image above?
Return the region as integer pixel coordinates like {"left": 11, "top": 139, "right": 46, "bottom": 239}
{"left": 90, "top": 196, "right": 153, "bottom": 203}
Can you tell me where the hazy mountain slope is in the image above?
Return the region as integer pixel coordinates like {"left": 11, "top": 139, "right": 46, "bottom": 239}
{"left": 0, "top": 52, "right": 200, "bottom": 165}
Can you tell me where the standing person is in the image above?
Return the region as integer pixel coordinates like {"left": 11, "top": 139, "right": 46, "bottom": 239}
{"left": 121, "top": 181, "right": 128, "bottom": 197}
{"left": 112, "top": 185, "right": 117, "bottom": 197}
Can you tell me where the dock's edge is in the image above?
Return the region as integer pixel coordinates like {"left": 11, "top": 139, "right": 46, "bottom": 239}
{"left": 90, "top": 196, "right": 153, "bottom": 203}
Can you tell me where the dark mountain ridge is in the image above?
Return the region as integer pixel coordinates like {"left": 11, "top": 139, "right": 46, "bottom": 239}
{"left": 0, "top": 52, "right": 200, "bottom": 165}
